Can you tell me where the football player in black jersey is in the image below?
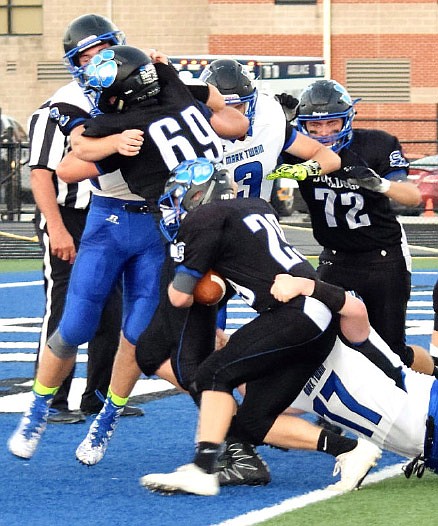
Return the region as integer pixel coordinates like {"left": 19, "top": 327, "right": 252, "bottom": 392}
{"left": 268, "top": 79, "right": 435, "bottom": 376}
{"left": 58, "top": 47, "right": 340, "bottom": 472}
{"left": 139, "top": 159, "right": 381, "bottom": 496}
{"left": 52, "top": 46, "right": 250, "bottom": 467}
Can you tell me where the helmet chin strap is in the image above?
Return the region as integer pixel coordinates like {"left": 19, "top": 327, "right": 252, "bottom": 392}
{"left": 200, "top": 180, "right": 216, "bottom": 205}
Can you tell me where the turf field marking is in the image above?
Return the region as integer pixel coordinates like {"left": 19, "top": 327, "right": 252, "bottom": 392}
{"left": 212, "top": 463, "right": 406, "bottom": 526}
{"left": 0, "top": 280, "right": 43, "bottom": 288}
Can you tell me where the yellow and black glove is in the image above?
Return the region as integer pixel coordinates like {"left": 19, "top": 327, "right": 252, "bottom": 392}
{"left": 266, "top": 160, "right": 322, "bottom": 181}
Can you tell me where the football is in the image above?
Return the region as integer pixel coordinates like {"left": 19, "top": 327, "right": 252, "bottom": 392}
{"left": 193, "top": 269, "right": 226, "bottom": 306}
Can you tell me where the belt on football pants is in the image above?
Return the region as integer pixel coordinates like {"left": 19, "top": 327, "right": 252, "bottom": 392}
{"left": 123, "top": 201, "right": 159, "bottom": 214}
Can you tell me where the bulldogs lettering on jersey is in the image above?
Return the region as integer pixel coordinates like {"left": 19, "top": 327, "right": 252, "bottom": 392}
{"left": 284, "top": 128, "right": 409, "bottom": 252}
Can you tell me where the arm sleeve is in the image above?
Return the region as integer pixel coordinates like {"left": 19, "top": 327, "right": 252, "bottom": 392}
{"left": 49, "top": 102, "right": 90, "bottom": 136}
{"left": 28, "top": 105, "right": 67, "bottom": 170}
{"left": 186, "top": 84, "right": 210, "bottom": 104}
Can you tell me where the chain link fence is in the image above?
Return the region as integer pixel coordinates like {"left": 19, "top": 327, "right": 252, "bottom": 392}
{"left": 0, "top": 127, "right": 437, "bottom": 259}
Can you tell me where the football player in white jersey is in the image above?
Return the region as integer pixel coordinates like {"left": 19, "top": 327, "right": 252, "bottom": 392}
{"left": 268, "top": 274, "right": 438, "bottom": 480}
{"left": 290, "top": 327, "right": 435, "bottom": 464}
{"left": 199, "top": 59, "right": 297, "bottom": 203}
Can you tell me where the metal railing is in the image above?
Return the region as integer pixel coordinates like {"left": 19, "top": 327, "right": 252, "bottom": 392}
{"left": 0, "top": 137, "right": 31, "bottom": 221}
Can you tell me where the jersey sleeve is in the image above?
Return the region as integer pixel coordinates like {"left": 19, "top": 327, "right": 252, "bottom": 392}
{"left": 283, "top": 122, "right": 298, "bottom": 151}
{"left": 49, "top": 102, "right": 91, "bottom": 136}
{"left": 82, "top": 113, "right": 134, "bottom": 137}
{"left": 93, "top": 152, "right": 122, "bottom": 175}
{"left": 185, "top": 83, "right": 210, "bottom": 104}
{"left": 174, "top": 207, "right": 225, "bottom": 275}
{"left": 28, "top": 104, "right": 67, "bottom": 171}
{"left": 372, "top": 130, "right": 409, "bottom": 179}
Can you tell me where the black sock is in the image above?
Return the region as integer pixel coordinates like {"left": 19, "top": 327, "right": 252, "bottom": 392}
{"left": 317, "top": 429, "right": 357, "bottom": 457}
{"left": 194, "top": 441, "right": 222, "bottom": 474}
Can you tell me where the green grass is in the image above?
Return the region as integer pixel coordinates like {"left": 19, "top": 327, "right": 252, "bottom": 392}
{"left": 0, "top": 258, "right": 42, "bottom": 272}
{"left": 306, "top": 256, "right": 438, "bottom": 271}
{"left": 259, "top": 471, "right": 438, "bottom": 525}
{"left": 0, "top": 256, "right": 436, "bottom": 274}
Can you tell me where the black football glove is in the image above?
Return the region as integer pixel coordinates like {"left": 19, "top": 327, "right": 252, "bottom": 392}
{"left": 275, "top": 93, "right": 299, "bottom": 121}
{"left": 343, "top": 166, "right": 391, "bottom": 193}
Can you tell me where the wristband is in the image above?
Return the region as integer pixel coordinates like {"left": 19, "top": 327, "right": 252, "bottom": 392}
{"left": 310, "top": 280, "right": 346, "bottom": 313}
{"left": 302, "top": 159, "right": 322, "bottom": 177}
{"left": 378, "top": 178, "right": 391, "bottom": 193}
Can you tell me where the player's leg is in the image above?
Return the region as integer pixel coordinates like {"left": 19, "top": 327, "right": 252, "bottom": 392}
{"left": 140, "top": 302, "right": 333, "bottom": 495}
{"left": 80, "top": 279, "right": 124, "bottom": 414}
{"left": 35, "top": 207, "right": 87, "bottom": 423}
{"left": 76, "top": 214, "right": 165, "bottom": 465}
{"left": 7, "top": 333, "right": 78, "bottom": 459}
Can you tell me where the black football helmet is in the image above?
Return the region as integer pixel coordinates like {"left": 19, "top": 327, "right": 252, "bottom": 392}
{"left": 63, "top": 14, "right": 125, "bottom": 84}
{"left": 158, "top": 158, "right": 235, "bottom": 242}
{"left": 199, "top": 59, "right": 257, "bottom": 130}
{"left": 82, "top": 45, "right": 160, "bottom": 113}
{"left": 296, "top": 80, "right": 359, "bottom": 152}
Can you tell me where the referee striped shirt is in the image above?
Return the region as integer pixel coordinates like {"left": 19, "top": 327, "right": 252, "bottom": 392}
{"left": 28, "top": 82, "right": 92, "bottom": 210}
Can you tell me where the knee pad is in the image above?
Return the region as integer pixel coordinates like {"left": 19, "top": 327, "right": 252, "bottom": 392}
{"left": 47, "top": 329, "right": 78, "bottom": 359}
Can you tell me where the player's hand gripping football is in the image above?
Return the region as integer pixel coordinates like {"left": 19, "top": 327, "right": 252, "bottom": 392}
{"left": 266, "top": 160, "right": 321, "bottom": 182}
{"left": 343, "top": 166, "right": 391, "bottom": 193}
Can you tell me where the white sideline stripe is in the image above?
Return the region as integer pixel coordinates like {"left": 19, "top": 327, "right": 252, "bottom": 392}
{"left": 0, "top": 353, "right": 88, "bottom": 362}
{"left": 0, "top": 318, "right": 43, "bottom": 324}
{"left": 0, "top": 327, "right": 42, "bottom": 333}
{"left": 0, "top": 377, "right": 175, "bottom": 412}
{"left": 212, "top": 463, "right": 405, "bottom": 526}
{"left": 0, "top": 280, "right": 43, "bottom": 288}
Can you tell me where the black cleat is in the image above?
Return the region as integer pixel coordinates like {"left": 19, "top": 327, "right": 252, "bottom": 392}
{"left": 81, "top": 404, "right": 144, "bottom": 417}
{"left": 217, "top": 438, "right": 271, "bottom": 486}
{"left": 47, "top": 409, "right": 86, "bottom": 424}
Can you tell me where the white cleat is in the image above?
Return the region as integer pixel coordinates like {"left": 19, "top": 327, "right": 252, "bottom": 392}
{"left": 327, "top": 438, "right": 382, "bottom": 492}
{"left": 76, "top": 399, "right": 123, "bottom": 466}
{"left": 140, "top": 463, "right": 219, "bottom": 496}
{"left": 7, "top": 393, "right": 51, "bottom": 460}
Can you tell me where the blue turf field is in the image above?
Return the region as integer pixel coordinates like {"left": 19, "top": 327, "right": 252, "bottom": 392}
{"left": 0, "top": 269, "right": 436, "bottom": 526}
